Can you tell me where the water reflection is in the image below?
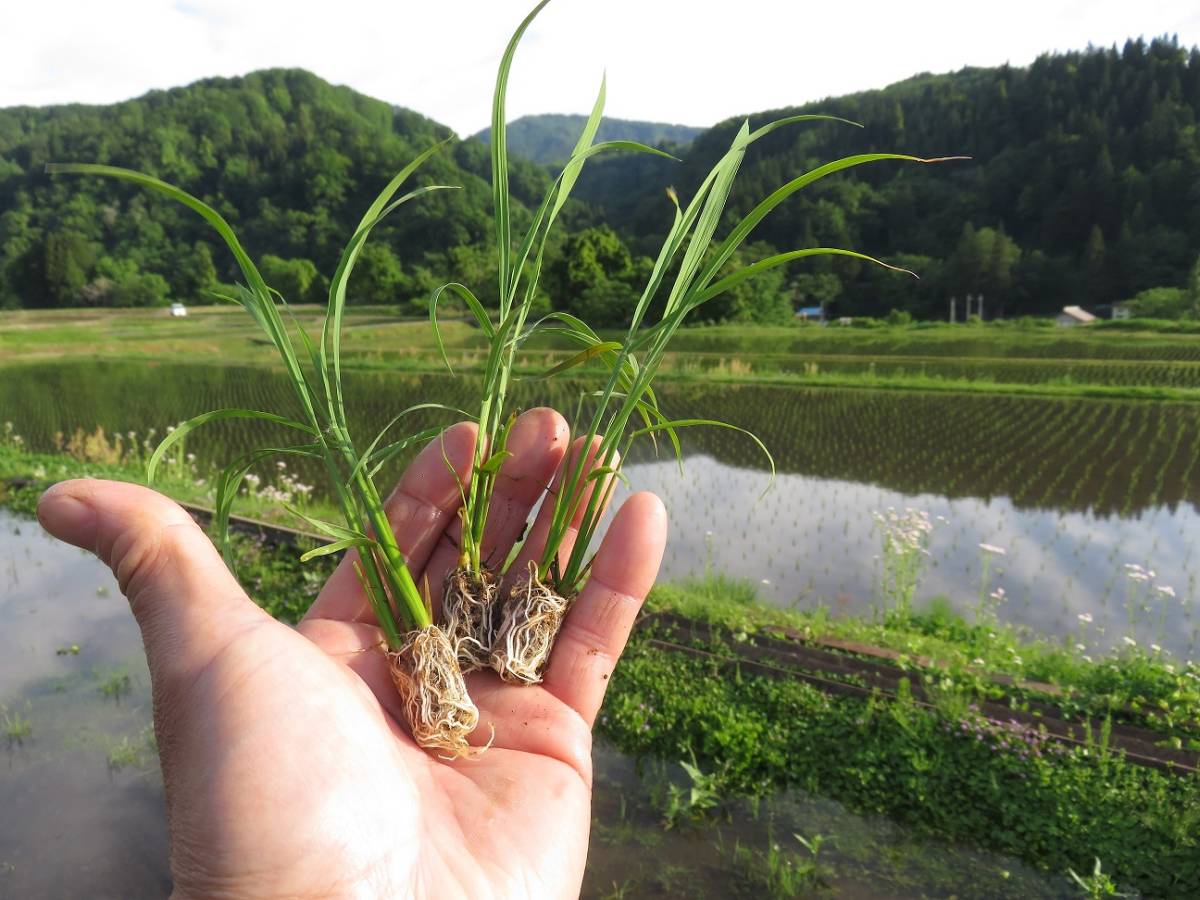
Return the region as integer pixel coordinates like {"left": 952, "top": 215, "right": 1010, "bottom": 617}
{"left": 618, "top": 455, "right": 1200, "bottom": 657}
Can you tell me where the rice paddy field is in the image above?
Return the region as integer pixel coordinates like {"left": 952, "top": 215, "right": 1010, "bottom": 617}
{"left": 4, "top": 308, "right": 1200, "bottom": 896}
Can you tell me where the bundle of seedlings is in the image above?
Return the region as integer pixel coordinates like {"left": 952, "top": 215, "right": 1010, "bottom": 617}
{"left": 47, "top": 153, "right": 485, "bottom": 757}
{"left": 485, "top": 86, "right": 959, "bottom": 684}
{"left": 429, "top": 0, "right": 671, "bottom": 672}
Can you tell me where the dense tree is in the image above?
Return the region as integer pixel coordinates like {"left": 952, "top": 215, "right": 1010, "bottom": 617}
{"left": 1128, "top": 286, "right": 1188, "bottom": 318}
{"left": 577, "top": 37, "right": 1200, "bottom": 319}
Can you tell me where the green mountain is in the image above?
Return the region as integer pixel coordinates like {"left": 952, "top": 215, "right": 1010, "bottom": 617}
{"left": 472, "top": 114, "right": 702, "bottom": 165}
{"left": 0, "top": 68, "right": 554, "bottom": 309}
{"left": 583, "top": 37, "right": 1200, "bottom": 317}
{"left": 2, "top": 39, "right": 1198, "bottom": 320}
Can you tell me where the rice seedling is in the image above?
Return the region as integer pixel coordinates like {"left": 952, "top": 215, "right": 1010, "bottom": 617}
{"left": 429, "top": 0, "right": 673, "bottom": 674}
{"left": 470, "top": 2, "right": 956, "bottom": 680}
{"left": 47, "top": 146, "right": 486, "bottom": 755}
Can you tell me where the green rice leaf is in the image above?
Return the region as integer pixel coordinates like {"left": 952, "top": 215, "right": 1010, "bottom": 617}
{"left": 629, "top": 418, "right": 776, "bottom": 491}
{"left": 299, "top": 538, "right": 372, "bottom": 563}
{"left": 429, "top": 281, "right": 494, "bottom": 373}
{"left": 493, "top": 0, "right": 554, "bottom": 310}
{"left": 283, "top": 505, "right": 367, "bottom": 542}
{"left": 211, "top": 443, "right": 323, "bottom": 570}
{"left": 476, "top": 449, "right": 513, "bottom": 475}
{"left": 696, "top": 153, "right": 934, "bottom": 291}
{"left": 365, "top": 425, "right": 446, "bottom": 480}
{"left": 346, "top": 402, "right": 471, "bottom": 487}
{"left": 551, "top": 74, "right": 606, "bottom": 225}
{"left": 747, "top": 113, "right": 861, "bottom": 141}
{"left": 692, "top": 247, "right": 915, "bottom": 309}
{"left": 324, "top": 152, "right": 456, "bottom": 425}
{"left": 540, "top": 342, "right": 623, "bottom": 377}
{"left": 146, "top": 409, "right": 316, "bottom": 484}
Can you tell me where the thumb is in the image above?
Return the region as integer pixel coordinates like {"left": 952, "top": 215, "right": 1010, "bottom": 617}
{"left": 37, "top": 478, "right": 270, "bottom": 690}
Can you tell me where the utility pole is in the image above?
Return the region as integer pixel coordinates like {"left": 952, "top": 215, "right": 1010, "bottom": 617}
{"left": 966, "top": 293, "right": 974, "bottom": 319}
{"left": 950, "top": 296, "right": 956, "bottom": 323}
{"left": 978, "top": 293, "right": 984, "bottom": 322}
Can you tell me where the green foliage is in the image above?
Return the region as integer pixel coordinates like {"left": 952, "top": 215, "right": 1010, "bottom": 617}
{"left": 599, "top": 638, "right": 1200, "bottom": 898}
{"left": 700, "top": 241, "right": 795, "bottom": 325}
{"left": 545, "top": 225, "right": 648, "bottom": 326}
{"left": 0, "top": 68, "right": 552, "bottom": 309}
{"left": 1127, "top": 286, "right": 1188, "bottom": 319}
{"left": 581, "top": 38, "right": 1200, "bottom": 318}
{"left": 259, "top": 254, "right": 320, "bottom": 305}
{"left": 732, "top": 833, "right": 830, "bottom": 898}
{"left": 1066, "top": 858, "right": 1132, "bottom": 898}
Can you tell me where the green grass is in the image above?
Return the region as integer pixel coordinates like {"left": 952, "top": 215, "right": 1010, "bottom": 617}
{"left": 9, "top": 309, "right": 1200, "bottom": 400}
{"left": 647, "top": 577, "right": 1200, "bottom": 746}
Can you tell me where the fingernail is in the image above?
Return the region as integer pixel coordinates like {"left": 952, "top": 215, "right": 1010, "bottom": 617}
{"left": 37, "top": 488, "right": 96, "bottom": 548}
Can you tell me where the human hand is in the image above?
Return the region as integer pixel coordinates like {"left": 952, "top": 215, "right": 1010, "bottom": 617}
{"left": 36, "top": 407, "right": 667, "bottom": 899}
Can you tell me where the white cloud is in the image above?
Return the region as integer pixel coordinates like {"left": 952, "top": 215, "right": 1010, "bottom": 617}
{"left": 2, "top": 0, "right": 1197, "bottom": 135}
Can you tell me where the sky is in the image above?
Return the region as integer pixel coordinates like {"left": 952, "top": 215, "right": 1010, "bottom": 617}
{"left": 3, "top": 0, "right": 1199, "bottom": 136}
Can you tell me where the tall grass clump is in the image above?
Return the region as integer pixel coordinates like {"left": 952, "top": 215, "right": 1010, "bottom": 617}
{"left": 474, "top": 5, "right": 958, "bottom": 681}
{"left": 47, "top": 151, "right": 485, "bottom": 756}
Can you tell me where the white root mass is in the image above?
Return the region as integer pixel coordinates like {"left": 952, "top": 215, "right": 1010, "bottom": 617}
{"left": 389, "top": 625, "right": 481, "bottom": 758}
{"left": 442, "top": 567, "right": 500, "bottom": 672}
{"left": 489, "top": 562, "right": 571, "bottom": 684}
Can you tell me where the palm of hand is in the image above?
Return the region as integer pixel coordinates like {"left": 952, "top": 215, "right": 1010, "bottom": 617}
{"left": 37, "top": 408, "right": 665, "bottom": 900}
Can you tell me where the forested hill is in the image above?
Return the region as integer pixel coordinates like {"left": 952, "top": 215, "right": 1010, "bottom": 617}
{"left": 579, "top": 36, "right": 1200, "bottom": 318}
{"left": 2, "top": 39, "right": 1199, "bottom": 321}
{"left": 0, "top": 68, "right": 555, "bottom": 310}
{"left": 471, "top": 114, "right": 702, "bottom": 165}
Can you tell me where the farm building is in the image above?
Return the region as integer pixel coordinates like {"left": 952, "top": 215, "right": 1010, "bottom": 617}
{"left": 794, "top": 305, "right": 824, "bottom": 322}
{"left": 1056, "top": 305, "right": 1096, "bottom": 326}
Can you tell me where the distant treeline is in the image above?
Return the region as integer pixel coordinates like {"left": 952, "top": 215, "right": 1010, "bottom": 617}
{"left": 1, "top": 37, "right": 1198, "bottom": 322}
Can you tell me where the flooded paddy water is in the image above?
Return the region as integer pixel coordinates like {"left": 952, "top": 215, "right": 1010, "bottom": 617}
{"left": 3, "top": 359, "right": 1199, "bottom": 656}
{"left": 0, "top": 509, "right": 1069, "bottom": 897}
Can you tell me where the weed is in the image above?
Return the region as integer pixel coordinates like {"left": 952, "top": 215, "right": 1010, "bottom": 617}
{"left": 1066, "top": 858, "right": 1132, "bottom": 898}
{"left": 2, "top": 704, "right": 32, "bottom": 744}
{"left": 95, "top": 668, "right": 132, "bottom": 700}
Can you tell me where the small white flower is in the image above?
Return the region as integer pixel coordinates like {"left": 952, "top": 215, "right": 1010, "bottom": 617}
{"left": 1155, "top": 585, "right": 1176, "bottom": 598}
{"left": 1077, "top": 613, "right": 1093, "bottom": 624}
{"left": 979, "top": 543, "right": 1006, "bottom": 556}
{"left": 1075, "top": 643, "right": 1087, "bottom": 652}
{"left": 761, "top": 578, "right": 771, "bottom": 585}
{"left": 1151, "top": 644, "right": 1162, "bottom": 654}
{"left": 972, "top": 658, "right": 986, "bottom": 666}
{"left": 1123, "top": 636, "right": 1137, "bottom": 647}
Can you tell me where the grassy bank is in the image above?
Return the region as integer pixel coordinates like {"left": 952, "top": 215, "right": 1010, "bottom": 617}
{"left": 9, "top": 308, "right": 1200, "bottom": 399}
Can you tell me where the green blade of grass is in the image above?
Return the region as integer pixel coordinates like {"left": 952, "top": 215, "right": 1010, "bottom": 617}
{"left": 429, "top": 281, "right": 494, "bottom": 374}
{"left": 299, "top": 538, "right": 372, "bottom": 563}
{"left": 282, "top": 504, "right": 369, "bottom": 542}
{"left": 691, "top": 247, "right": 916, "bottom": 309}
{"left": 492, "top": 0, "right": 554, "bottom": 314}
